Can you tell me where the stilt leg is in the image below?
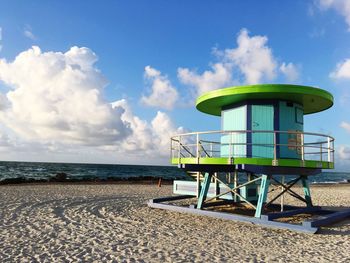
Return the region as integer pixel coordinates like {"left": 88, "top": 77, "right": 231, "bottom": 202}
{"left": 301, "top": 176, "right": 312, "bottom": 207}
{"left": 214, "top": 173, "right": 219, "bottom": 200}
{"left": 281, "top": 175, "right": 285, "bottom": 212}
{"left": 197, "top": 172, "right": 212, "bottom": 209}
{"left": 196, "top": 172, "right": 201, "bottom": 198}
{"left": 233, "top": 171, "right": 238, "bottom": 202}
{"left": 255, "top": 174, "right": 270, "bottom": 218}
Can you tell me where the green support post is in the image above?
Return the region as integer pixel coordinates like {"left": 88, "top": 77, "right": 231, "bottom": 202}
{"left": 254, "top": 174, "right": 270, "bottom": 218}
{"left": 301, "top": 176, "right": 313, "bottom": 207}
{"left": 197, "top": 172, "right": 212, "bottom": 209}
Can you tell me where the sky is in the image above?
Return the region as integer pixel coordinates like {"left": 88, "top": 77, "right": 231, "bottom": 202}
{"left": 0, "top": 0, "right": 350, "bottom": 170}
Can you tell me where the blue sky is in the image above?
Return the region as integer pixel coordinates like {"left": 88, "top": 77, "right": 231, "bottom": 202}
{"left": 0, "top": 0, "right": 350, "bottom": 170}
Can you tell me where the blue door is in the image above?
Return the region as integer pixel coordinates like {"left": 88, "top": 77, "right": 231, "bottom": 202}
{"left": 252, "top": 105, "right": 274, "bottom": 158}
{"left": 221, "top": 106, "right": 247, "bottom": 157}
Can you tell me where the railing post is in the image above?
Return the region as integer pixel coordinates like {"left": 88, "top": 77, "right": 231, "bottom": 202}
{"left": 233, "top": 170, "right": 238, "bottom": 202}
{"left": 320, "top": 143, "right": 323, "bottom": 162}
{"left": 196, "top": 133, "right": 200, "bottom": 164}
{"left": 273, "top": 132, "right": 277, "bottom": 161}
{"left": 301, "top": 132, "right": 305, "bottom": 161}
{"left": 196, "top": 172, "right": 201, "bottom": 198}
{"left": 178, "top": 136, "right": 181, "bottom": 161}
{"left": 281, "top": 175, "right": 285, "bottom": 212}
{"left": 196, "top": 133, "right": 199, "bottom": 158}
{"left": 229, "top": 132, "right": 233, "bottom": 159}
{"left": 327, "top": 137, "right": 331, "bottom": 162}
{"left": 170, "top": 138, "right": 173, "bottom": 159}
{"left": 210, "top": 142, "right": 213, "bottom": 158}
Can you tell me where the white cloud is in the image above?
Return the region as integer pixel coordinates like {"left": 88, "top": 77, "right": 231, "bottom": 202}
{"left": 24, "top": 30, "right": 36, "bottom": 40}
{"left": 280, "top": 62, "right": 299, "bottom": 82}
{"left": 0, "top": 46, "right": 186, "bottom": 163}
{"left": 178, "top": 28, "right": 298, "bottom": 98}
{"left": 338, "top": 145, "right": 350, "bottom": 160}
{"left": 340, "top": 121, "right": 350, "bottom": 133}
{"left": 112, "top": 99, "right": 185, "bottom": 156}
{"left": 0, "top": 46, "right": 189, "bottom": 164}
{"left": 151, "top": 111, "right": 185, "bottom": 151}
{"left": 223, "top": 28, "right": 277, "bottom": 84}
{"left": 24, "top": 25, "right": 36, "bottom": 40}
{"left": 0, "top": 131, "right": 12, "bottom": 149}
{"left": 0, "top": 46, "right": 132, "bottom": 146}
{"left": 141, "top": 66, "right": 179, "bottom": 110}
{"left": 317, "top": 0, "right": 350, "bottom": 30}
{"left": 330, "top": 59, "right": 350, "bottom": 79}
{"left": 178, "top": 63, "right": 233, "bottom": 97}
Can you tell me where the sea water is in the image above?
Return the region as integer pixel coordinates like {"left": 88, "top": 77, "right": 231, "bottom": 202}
{"left": 0, "top": 161, "right": 349, "bottom": 184}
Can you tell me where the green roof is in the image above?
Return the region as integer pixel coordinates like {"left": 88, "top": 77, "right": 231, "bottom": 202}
{"left": 196, "top": 84, "right": 334, "bottom": 116}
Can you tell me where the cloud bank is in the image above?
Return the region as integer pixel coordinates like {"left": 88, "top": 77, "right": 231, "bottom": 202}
{"left": 317, "top": 0, "right": 350, "bottom": 30}
{"left": 113, "top": 99, "right": 185, "bottom": 156}
{"left": 0, "top": 46, "right": 132, "bottom": 146}
{"left": 141, "top": 66, "right": 179, "bottom": 110}
{"left": 0, "top": 46, "right": 182, "bottom": 161}
{"left": 330, "top": 59, "right": 350, "bottom": 79}
{"left": 340, "top": 121, "right": 350, "bottom": 133}
{"left": 338, "top": 145, "right": 350, "bottom": 160}
{"left": 178, "top": 28, "right": 299, "bottom": 98}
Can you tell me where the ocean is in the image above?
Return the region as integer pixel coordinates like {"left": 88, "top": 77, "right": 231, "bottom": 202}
{"left": 0, "top": 161, "right": 349, "bottom": 184}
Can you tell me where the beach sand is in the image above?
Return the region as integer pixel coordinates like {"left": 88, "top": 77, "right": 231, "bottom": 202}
{"left": 0, "top": 183, "right": 349, "bottom": 262}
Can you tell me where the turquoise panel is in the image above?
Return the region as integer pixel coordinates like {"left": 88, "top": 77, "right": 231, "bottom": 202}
{"left": 279, "top": 101, "right": 304, "bottom": 159}
{"left": 221, "top": 105, "right": 247, "bottom": 157}
{"left": 252, "top": 105, "right": 274, "bottom": 158}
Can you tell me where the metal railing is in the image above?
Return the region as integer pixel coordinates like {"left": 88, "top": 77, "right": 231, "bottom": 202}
{"left": 171, "top": 130, "right": 335, "bottom": 164}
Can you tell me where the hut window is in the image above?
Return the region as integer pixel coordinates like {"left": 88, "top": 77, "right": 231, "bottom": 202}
{"left": 295, "top": 107, "right": 303, "bottom": 124}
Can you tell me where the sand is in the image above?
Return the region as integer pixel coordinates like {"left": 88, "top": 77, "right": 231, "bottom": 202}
{"left": 0, "top": 183, "right": 349, "bottom": 262}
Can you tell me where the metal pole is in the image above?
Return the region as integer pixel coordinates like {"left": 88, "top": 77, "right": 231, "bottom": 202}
{"left": 234, "top": 170, "right": 238, "bottom": 202}
{"left": 247, "top": 172, "right": 252, "bottom": 181}
{"left": 178, "top": 136, "right": 181, "bottom": 163}
{"left": 273, "top": 132, "right": 277, "bottom": 161}
{"left": 170, "top": 138, "right": 173, "bottom": 159}
{"left": 301, "top": 133, "right": 305, "bottom": 161}
{"left": 229, "top": 132, "right": 233, "bottom": 159}
{"left": 196, "top": 133, "right": 199, "bottom": 159}
{"left": 327, "top": 137, "right": 331, "bottom": 162}
{"left": 214, "top": 173, "right": 219, "bottom": 200}
{"left": 281, "top": 175, "right": 285, "bottom": 212}
{"left": 196, "top": 172, "right": 200, "bottom": 198}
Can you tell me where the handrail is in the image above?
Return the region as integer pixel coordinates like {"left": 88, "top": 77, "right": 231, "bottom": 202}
{"left": 176, "top": 140, "right": 195, "bottom": 158}
{"left": 171, "top": 130, "right": 335, "bottom": 164}
{"left": 199, "top": 140, "right": 211, "bottom": 157}
{"left": 172, "top": 129, "right": 335, "bottom": 141}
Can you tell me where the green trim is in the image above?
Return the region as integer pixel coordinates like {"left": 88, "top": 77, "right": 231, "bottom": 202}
{"left": 196, "top": 84, "right": 334, "bottom": 116}
{"left": 199, "top": 157, "right": 229, "bottom": 164}
{"left": 171, "top": 157, "right": 334, "bottom": 169}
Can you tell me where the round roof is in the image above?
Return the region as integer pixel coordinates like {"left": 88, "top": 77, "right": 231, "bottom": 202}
{"left": 196, "top": 84, "right": 334, "bottom": 116}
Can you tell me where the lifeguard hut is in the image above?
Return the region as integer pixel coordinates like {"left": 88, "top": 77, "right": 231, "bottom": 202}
{"left": 149, "top": 84, "right": 350, "bottom": 233}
